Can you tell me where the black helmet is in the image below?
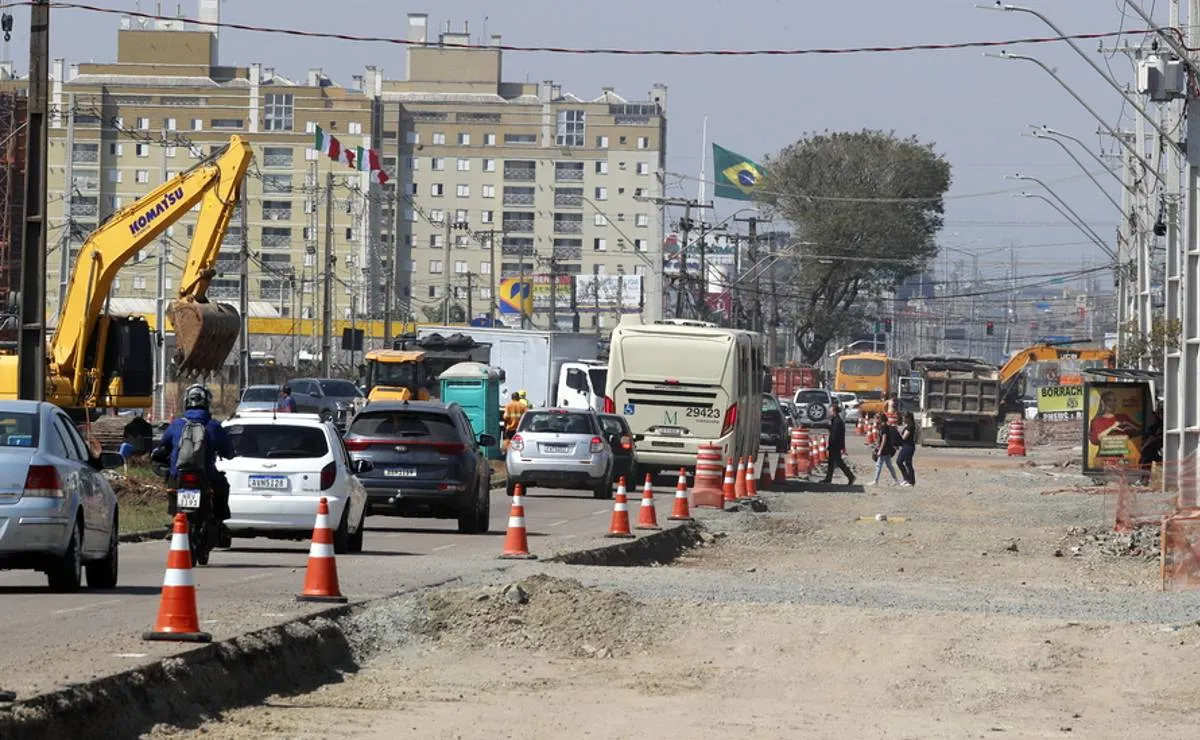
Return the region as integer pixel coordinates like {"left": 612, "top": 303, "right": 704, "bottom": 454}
{"left": 282, "top": 384, "right": 292, "bottom": 394}
{"left": 184, "top": 383, "right": 212, "bottom": 410}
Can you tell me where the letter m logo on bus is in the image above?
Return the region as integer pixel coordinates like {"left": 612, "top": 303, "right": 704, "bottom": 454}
{"left": 663, "top": 410, "right": 678, "bottom": 425}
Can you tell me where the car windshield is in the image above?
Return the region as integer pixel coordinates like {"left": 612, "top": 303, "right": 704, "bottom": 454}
{"left": 318, "top": 380, "right": 363, "bottom": 398}
{"left": 836, "top": 393, "right": 857, "bottom": 403}
{"left": 226, "top": 424, "right": 329, "bottom": 459}
{"left": 796, "top": 390, "right": 827, "bottom": 405}
{"left": 599, "top": 416, "right": 628, "bottom": 436}
{"left": 520, "top": 411, "right": 595, "bottom": 435}
{"left": 240, "top": 387, "right": 279, "bottom": 402}
{"left": 0, "top": 412, "right": 37, "bottom": 447}
{"left": 761, "top": 395, "right": 781, "bottom": 413}
{"left": 368, "top": 360, "right": 419, "bottom": 389}
{"left": 348, "top": 411, "right": 458, "bottom": 441}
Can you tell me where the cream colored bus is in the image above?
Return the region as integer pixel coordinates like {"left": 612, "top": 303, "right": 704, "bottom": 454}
{"left": 604, "top": 317, "right": 763, "bottom": 479}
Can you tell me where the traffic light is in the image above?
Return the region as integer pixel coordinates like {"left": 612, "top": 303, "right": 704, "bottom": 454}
{"left": 883, "top": 318, "right": 893, "bottom": 333}
{"left": 985, "top": 321, "right": 994, "bottom": 336}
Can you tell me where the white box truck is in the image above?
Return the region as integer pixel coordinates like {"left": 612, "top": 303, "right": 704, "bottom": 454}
{"left": 415, "top": 326, "right": 603, "bottom": 410}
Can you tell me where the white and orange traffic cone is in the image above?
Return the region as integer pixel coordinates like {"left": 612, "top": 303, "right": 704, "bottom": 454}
{"left": 734, "top": 457, "right": 747, "bottom": 500}
{"left": 759, "top": 453, "right": 773, "bottom": 489}
{"left": 745, "top": 457, "right": 759, "bottom": 499}
{"left": 774, "top": 453, "right": 788, "bottom": 485}
{"left": 298, "top": 497, "right": 348, "bottom": 604}
{"left": 636, "top": 473, "right": 661, "bottom": 531}
{"left": 500, "top": 485, "right": 537, "bottom": 559}
{"left": 669, "top": 468, "right": 693, "bottom": 521}
{"left": 722, "top": 458, "right": 737, "bottom": 506}
{"left": 605, "top": 477, "right": 635, "bottom": 539}
{"left": 143, "top": 513, "right": 211, "bottom": 643}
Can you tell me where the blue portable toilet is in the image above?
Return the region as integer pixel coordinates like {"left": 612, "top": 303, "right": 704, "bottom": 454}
{"left": 438, "top": 361, "right": 506, "bottom": 460}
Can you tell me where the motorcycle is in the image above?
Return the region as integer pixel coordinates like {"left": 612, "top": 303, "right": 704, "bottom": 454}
{"left": 154, "top": 462, "right": 219, "bottom": 566}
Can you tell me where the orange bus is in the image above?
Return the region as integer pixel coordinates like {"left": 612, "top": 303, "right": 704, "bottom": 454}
{"left": 833, "top": 352, "right": 911, "bottom": 416}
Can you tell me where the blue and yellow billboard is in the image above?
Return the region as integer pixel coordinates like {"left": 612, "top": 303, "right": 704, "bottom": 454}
{"left": 498, "top": 277, "right": 534, "bottom": 315}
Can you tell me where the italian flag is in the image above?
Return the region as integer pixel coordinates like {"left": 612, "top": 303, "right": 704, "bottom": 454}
{"left": 356, "top": 146, "right": 390, "bottom": 185}
{"left": 314, "top": 125, "right": 342, "bottom": 161}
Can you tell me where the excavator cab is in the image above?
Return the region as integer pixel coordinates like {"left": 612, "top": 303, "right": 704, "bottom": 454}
{"left": 363, "top": 350, "right": 434, "bottom": 402}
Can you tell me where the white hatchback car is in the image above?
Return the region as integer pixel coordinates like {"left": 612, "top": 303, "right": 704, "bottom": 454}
{"left": 217, "top": 412, "right": 370, "bottom": 553}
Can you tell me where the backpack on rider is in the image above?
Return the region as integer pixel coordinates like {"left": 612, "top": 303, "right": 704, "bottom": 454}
{"left": 176, "top": 384, "right": 212, "bottom": 472}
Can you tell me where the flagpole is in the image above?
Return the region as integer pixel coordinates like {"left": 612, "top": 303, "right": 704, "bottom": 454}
{"left": 698, "top": 116, "right": 708, "bottom": 205}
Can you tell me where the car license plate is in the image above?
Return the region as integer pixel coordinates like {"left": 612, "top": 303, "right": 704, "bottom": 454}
{"left": 657, "top": 427, "right": 683, "bottom": 437}
{"left": 384, "top": 468, "right": 418, "bottom": 478}
{"left": 248, "top": 475, "right": 289, "bottom": 489}
{"left": 540, "top": 444, "right": 571, "bottom": 454}
{"left": 177, "top": 490, "right": 201, "bottom": 509}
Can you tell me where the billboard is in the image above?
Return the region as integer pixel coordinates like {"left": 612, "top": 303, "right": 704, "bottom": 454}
{"left": 574, "top": 274, "right": 642, "bottom": 313}
{"left": 1082, "top": 382, "right": 1149, "bottom": 474}
{"left": 1036, "top": 384, "right": 1083, "bottom": 422}
{"left": 497, "top": 274, "right": 572, "bottom": 315}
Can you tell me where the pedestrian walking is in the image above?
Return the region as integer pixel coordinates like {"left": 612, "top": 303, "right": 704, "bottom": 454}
{"left": 820, "top": 401, "right": 857, "bottom": 486}
{"left": 896, "top": 411, "right": 917, "bottom": 487}
{"left": 869, "top": 412, "right": 900, "bottom": 486}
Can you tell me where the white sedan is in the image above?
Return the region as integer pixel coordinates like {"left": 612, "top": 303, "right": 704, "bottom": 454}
{"left": 835, "top": 392, "right": 862, "bottom": 423}
{"left": 216, "top": 412, "right": 370, "bottom": 554}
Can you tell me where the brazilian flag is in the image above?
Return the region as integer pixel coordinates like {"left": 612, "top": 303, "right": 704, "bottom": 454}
{"left": 712, "top": 144, "right": 767, "bottom": 201}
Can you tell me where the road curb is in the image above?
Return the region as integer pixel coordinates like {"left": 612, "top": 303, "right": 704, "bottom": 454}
{"left": 119, "top": 527, "right": 170, "bottom": 543}
{"left": 545, "top": 521, "right": 706, "bottom": 567}
{"left": 0, "top": 576, "right": 463, "bottom": 740}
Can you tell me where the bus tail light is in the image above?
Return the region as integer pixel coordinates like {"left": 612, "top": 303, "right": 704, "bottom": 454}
{"left": 603, "top": 396, "right": 615, "bottom": 414}
{"left": 720, "top": 404, "right": 738, "bottom": 436}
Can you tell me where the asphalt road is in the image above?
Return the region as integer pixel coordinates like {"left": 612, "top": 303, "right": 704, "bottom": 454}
{"left": 0, "top": 485, "right": 673, "bottom": 699}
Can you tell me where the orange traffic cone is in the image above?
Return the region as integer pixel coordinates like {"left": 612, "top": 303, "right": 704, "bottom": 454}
{"left": 745, "top": 457, "right": 759, "bottom": 499}
{"left": 143, "top": 513, "right": 211, "bottom": 643}
{"left": 734, "top": 457, "right": 747, "bottom": 499}
{"left": 500, "top": 484, "right": 537, "bottom": 559}
{"left": 759, "top": 453, "right": 773, "bottom": 488}
{"left": 722, "top": 458, "right": 737, "bottom": 505}
{"left": 669, "top": 468, "right": 693, "bottom": 521}
{"left": 605, "top": 477, "right": 635, "bottom": 538}
{"left": 636, "top": 473, "right": 661, "bottom": 530}
{"left": 774, "top": 453, "right": 788, "bottom": 485}
{"left": 298, "top": 497, "right": 348, "bottom": 603}
{"left": 1007, "top": 418, "right": 1027, "bottom": 457}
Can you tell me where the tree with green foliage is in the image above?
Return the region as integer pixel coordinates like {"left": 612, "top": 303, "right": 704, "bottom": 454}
{"left": 1118, "top": 312, "right": 1181, "bottom": 368}
{"left": 763, "top": 130, "right": 952, "bottom": 364}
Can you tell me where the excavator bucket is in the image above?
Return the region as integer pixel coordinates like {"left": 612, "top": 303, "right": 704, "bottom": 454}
{"left": 167, "top": 299, "right": 242, "bottom": 375}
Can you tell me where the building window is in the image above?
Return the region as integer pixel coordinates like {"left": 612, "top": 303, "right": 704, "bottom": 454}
{"left": 596, "top": 135, "right": 609, "bottom": 148}
{"left": 133, "top": 276, "right": 147, "bottom": 290}
{"left": 262, "top": 174, "right": 292, "bottom": 194}
{"left": 554, "top": 188, "right": 583, "bottom": 207}
{"left": 456, "top": 158, "right": 471, "bottom": 172}
{"left": 429, "top": 209, "right": 445, "bottom": 223}
{"left": 502, "top": 211, "right": 535, "bottom": 233}
{"left": 594, "top": 213, "right": 608, "bottom": 226}
{"left": 431, "top": 157, "right": 445, "bottom": 171}
{"left": 431, "top": 183, "right": 445, "bottom": 197}
{"left": 428, "top": 286, "right": 438, "bottom": 298}
{"left": 406, "top": 156, "right": 419, "bottom": 170}
{"left": 455, "top": 234, "right": 470, "bottom": 248}
{"left": 504, "top": 132, "right": 537, "bottom": 145}
{"left": 480, "top": 261, "right": 491, "bottom": 275}
{"left": 71, "top": 142, "right": 99, "bottom": 163}
{"left": 345, "top": 227, "right": 356, "bottom": 241}
{"left": 483, "top": 158, "right": 496, "bottom": 172}
{"left": 595, "top": 161, "right": 608, "bottom": 175}
{"left": 455, "top": 208, "right": 469, "bottom": 222}
{"left": 555, "top": 109, "right": 585, "bottom": 147}
{"left": 262, "top": 146, "right": 294, "bottom": 168}
{"left": 431, "top": 132, "right": 446, "bottom": 145}
{"left": 261, "top": 227, "right": 292, "bottom": 247}
{"left": 503, "top": 186, "right": 535, "bottom": 206}
{"left": 635, "top": 187, "right": 648, "bottom": 198}
{"left": 108, "top": 143, "right": 123, "bottom": 157}
{"left": 164, "top": 117, "right": 177, "bottom": 131}
{"left": 593, "top": 238, "right": 607, "bottom": 252}
{"left": 555, "top": 161, "right": 584, "bottom": 181}
{"left": 408, "top": 182, "right": 418, "bottom": 195}
{"left": 553, "top": 238, "right": 583, "bottom": 260}
{"left": 264, "top": 93, "right": 294, "bottom": 131}
{"left": 191, "top": 118, "right": 203, "bottom": 131}
{"left": 132, "top": 169, "right": 148, "bottom": 185}
{"left": 637, "top": 136, "right": 649, "bottom": 149}
{"left": 458, "top": 133, "right": 470, "bottom": 145}
{"left": 595, "top": 186, "right": 608, "bottom": 201}
{"left": 106, "top": 168, "right": 122, "bottom": 183}
{"left": 455, "top": 260, "right": 469, "bottom": 274}
{"left": 429, "top": 260, "right": 443, "bottom": 274}
{"left": 481, "top": 210, "right": 494, "bottom": 223}
{"left": 136, "top": 117, "right": 149, "bottom": 130}
{"left": 637, "top": 162, "right": 650, "bottom": 175}
{"left": 484, "top": 133, "right": 496, "bottom": 146}
{"left": 348, "top": 121, "right": 363, "bottom": 135}
{"left": 135, "top": 144, "right": 150, "bottom": 158}
{"left": 481, "top": 184, "right": 496, "bottom": 198}
{"left": 503, "top": 160, "right": 536, "bottom": 181}
{"left": 553, "top": 213, "right": 583, "bottom": 234}
{"left": 456, "top": 184, "right": 470, "bottom": 198}
{"left": 635, "top": 239, "right": 647, "bottom": 252}
{"left": 635, "top": 214, "right": 649, "bottom": 227}
{"left": 211, "top": 119, "right": 244, "bottom": 130}
{"left": 405, "top": 131, "right": 420, "bottom": 144}
{"left": 165, "top": 146, "right": 177, "bottom": 158}
{"left": 430, "top": 234, "right": 444, "bottom": 248}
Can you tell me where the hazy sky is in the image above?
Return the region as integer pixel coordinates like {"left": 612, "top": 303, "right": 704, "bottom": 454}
{"left": 9, "top": 0, "right": 1160, "bottom": 279}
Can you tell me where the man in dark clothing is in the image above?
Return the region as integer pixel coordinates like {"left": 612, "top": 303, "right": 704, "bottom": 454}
{"left": 153, "top": 384, "right": 236, "bottom": 521}
{"left": 821, "top": 401, "right": 856, "bottom": 486}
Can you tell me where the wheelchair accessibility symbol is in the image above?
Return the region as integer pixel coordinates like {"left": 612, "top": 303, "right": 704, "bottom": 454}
{"left": 623, "top": 403, "right": 636, "bottom": 415}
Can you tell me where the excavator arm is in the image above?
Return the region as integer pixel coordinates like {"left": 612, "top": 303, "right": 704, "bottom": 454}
{"left": 46, "top": 135, "right": 252, "bottom": 406}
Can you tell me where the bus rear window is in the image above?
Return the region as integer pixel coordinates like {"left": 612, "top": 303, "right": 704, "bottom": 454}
{"left": 840, "top": 359, "right": 885, "bottom": 376}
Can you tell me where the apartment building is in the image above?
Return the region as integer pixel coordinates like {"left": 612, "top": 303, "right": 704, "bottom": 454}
{"left": 31, "top": 13, "right": 374, "bottom": 327}
{"left": 369, "top": 14, "right": 668, "bottom": 329}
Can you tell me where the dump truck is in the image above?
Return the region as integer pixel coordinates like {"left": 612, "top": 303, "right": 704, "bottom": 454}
{"left": 912, "top": 356, "right": 1002, "bottom": 448}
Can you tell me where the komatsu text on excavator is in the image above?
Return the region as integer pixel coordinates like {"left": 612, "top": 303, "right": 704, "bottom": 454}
{"left": 0, "top": 136, "right": 253, "bottom": 412}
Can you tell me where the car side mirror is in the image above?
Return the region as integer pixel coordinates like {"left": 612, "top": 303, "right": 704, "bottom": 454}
{"left": 99, "top": 451, "right": 125, "bottom": 470}
{"left": 353, "top": 458, "right": 374, "bottom": 474}
{"left": 478, "top": 433, "right": 497, "bottom": 447}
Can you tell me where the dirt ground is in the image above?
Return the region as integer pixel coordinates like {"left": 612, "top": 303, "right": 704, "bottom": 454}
{"left": 145, "top": 443, "right": 1200, "bottom": 739}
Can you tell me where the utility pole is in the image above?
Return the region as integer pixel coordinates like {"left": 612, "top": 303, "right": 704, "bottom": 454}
{"left": 321, "top": 171, "right": 334, "bottom": 377}
{"left": 391, "top": 101, "right": 408, "bottom": 336}
{"left": 238, "top": 172, "right": 250, "bottom": 389}
{"left": 442, "top": 215, "right": 453, "bottom": 324}
{"left": 518, "top": 246, "right": 528, "bottom": 330}
{"left": 465, "top": 272, "right": 475, "bottom": 321}
{"left": 153, "top": 130, "right": 169, "bottom": 419}
{"left": 547, "top": 254, "right": 560, "bottom": 329}
{"left": 734, "top": 214, "right": 760, "bottom": 332}
{"left": 482, "top": 229, "right": 499, "bottom": 325}
{"left": 56, "top": 92, "right": 74, "bottom": 310}
{"left": 675, "top": 204, "right": 692, "bottom": 319}
{"left": 18, "top": 0, "right": 49, "bottom": 401}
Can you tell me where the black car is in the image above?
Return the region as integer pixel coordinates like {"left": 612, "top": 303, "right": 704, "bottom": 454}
{"left": 344, "top": 401, "right": 495, "bottom": 534}
{"left": 599, "top": 413, "right": 641, "bottom": 487}
{"left": 287, "top": 377, "right": 364, "bottom": 430}
{"left": 760, "top": 393, "right": 790, "bottom": 453}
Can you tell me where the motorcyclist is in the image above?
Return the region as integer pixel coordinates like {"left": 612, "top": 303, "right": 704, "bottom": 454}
{"left": 152, "top": 384, "right": 235, "bottom": 522}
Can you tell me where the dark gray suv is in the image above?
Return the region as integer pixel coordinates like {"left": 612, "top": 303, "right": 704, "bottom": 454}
{"left": 287, "top": 378, "right": 364, "bottom": 430}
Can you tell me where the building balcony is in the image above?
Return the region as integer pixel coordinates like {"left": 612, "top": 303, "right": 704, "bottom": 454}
{"left": 502, "top": 193, "right": 535, "bottom": 206}
{"left": 503, "top": 167, "right": 536, "bottom": 182}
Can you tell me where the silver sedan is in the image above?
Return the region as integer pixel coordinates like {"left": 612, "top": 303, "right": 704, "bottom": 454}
{"left": 0, "top": 400, "right": 126, "bottom": 591}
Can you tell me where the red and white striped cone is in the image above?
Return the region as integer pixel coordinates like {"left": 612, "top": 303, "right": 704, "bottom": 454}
{"left": 636, "top": 473, "right": 661, "bottom": 531}
{"left": 722, "top": 458, "right": 737, "bottom": 506}
{"left": 605, "top": 477, "right": 635, "bottom": 539}
{"left": 669, "top": 468, "right": 693, "bottom": 521}
{"left": 298, "top": 497, "right": 348, "bottom": 603}
{"left": 143, "top": 513, "right": 211, "bottom": 642}
{"left": 500, "top": 485, "right": 537, "bottom": 559}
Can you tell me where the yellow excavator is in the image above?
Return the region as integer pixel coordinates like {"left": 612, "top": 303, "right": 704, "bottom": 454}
{"left": 0, "top": 136, "right": 251, "bottom": 412}
{"left": 361, "top": 349, "right": 435, "bottom": 402}
{"left": 998, "top": 341, "right": 1116, "bottom": 415}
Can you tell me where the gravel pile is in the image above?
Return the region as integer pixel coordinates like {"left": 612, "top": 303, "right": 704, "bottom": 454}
{"left": 1057, "top": 525, "right": 1161, "bottom": 561}
{"left": 420, "top": 574, "right": 663, "bottom": 659}
{"left": 102, "top": 470, "right": 169, "bottom": 506}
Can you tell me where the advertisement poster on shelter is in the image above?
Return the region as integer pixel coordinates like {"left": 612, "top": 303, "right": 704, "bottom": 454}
{"left": 1082, "top": 382, "right": 1148, "bottom": 474}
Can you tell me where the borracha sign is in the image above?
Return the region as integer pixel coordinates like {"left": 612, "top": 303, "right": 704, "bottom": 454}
{"left": 129, "top": 187, "right": 185, "bottom": 236}
{"left": 1039, "top": 385, "right": 1083, "bottom": 398}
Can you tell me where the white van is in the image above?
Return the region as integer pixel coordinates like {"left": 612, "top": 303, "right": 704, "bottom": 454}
{"left": 604, "top": 316, "right": 763, "bottom": 478}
